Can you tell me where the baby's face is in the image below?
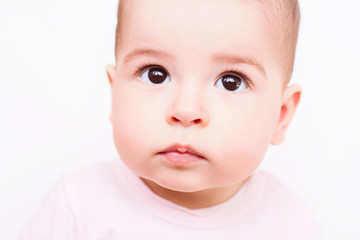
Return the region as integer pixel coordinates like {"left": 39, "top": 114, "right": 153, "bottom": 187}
{"left": 108, "top": 0, "right": 293, "bottom": 204}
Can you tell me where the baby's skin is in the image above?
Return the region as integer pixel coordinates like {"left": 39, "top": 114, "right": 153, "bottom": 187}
{"left": 106, "top": 0, "right": 301, "bottom": 209}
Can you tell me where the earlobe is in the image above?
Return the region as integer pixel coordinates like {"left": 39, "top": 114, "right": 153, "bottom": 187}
{"left": 106, "top": 64, "right": 116, "bottom": 125}
{"left": 109, "top": 113, "right": 113, "bottom": 125}
{"left": 106, "top": 64, "right": 116, "bottom": 86}
{"left": 271, "top": 84, "right": 302, "bottom": 145}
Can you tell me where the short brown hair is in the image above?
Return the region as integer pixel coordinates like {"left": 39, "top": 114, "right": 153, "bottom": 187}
{"left": 254, "top": 0, "right": 301, "bottom": 84}
{"left": 114, "top": 0, "right": 300, "bottom": 84}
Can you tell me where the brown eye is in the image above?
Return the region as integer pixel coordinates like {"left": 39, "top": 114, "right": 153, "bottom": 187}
{"left": 140, "top": 67, "right": 170, "bottom": 84}
{"left": 215, "top": 74, "right": 247, "bottom": 92}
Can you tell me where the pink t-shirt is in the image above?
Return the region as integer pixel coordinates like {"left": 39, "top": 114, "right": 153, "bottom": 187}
{"left": 20, "top": 160, "right": 325, "bottom": 239}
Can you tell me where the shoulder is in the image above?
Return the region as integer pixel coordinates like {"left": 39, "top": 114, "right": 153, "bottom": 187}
{"left": 59, "top": 160, "right": 138, "bottom": 225}
{"left": 247, "top": 170, "right": 306, "bottom": 205}
{"left": 60, "top": 160, "right": 128, "bottom": 205}
{"left": 243, "top": 170, "right": 325, "bottom": 239}
{"left": 19, "top": 162, "right": 119, "bottom": 239}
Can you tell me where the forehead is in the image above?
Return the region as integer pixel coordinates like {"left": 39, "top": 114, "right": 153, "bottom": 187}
{"left": 118, "top": 0, "right": 279, "bottom": 76}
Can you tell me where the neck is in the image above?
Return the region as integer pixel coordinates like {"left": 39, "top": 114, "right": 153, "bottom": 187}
{"left": 141, "top": 178, "right": 246, "bottom": 209}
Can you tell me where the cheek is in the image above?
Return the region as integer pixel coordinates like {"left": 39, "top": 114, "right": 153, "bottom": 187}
{"left": 111, "top": 84, "right": 168, "bottom": 165}
{"left": 208, "top": 97, "right": 280, "bottom": 182}
{"left": 111, "top": 86, "right": 149, "bottom": 164}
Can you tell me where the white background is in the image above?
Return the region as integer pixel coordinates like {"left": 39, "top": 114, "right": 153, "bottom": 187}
{"left": 1, "top": 0, "right": 359, "bottom": 239}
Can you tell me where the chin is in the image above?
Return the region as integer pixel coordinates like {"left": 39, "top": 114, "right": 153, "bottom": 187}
{"left": 146, "top": 175, "right": 210, "bottom": 193}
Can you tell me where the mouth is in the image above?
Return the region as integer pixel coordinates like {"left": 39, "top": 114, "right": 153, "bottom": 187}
{"left": 157, "top": 143, "right": 207, "bottom": 165}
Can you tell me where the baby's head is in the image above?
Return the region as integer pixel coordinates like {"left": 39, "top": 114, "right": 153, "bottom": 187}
{"left": 115, "top": 0, "right": 300, "bottom": 85}
{"left": 106, "top": 0, "right": 302, "bottom": 208}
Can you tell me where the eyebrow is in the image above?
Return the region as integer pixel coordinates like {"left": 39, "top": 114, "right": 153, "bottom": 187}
{"left": 213, "top": 54, "right": 266, "bottom": 76}
{"left": 123, "top": 48, "right": 266, "bottom": 76}
{"left": 123, "top": 48, "right": 172, "bottom": 64}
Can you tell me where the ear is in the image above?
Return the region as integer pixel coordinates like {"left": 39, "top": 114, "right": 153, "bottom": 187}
{"left": 106, "top": 64, "right": 116, "bottom": 86}
{"left": 106, "top": 64, "right": 116, "bottom": 124}
{"left": 271, "top": 84, "right": 302, "bottom": 145}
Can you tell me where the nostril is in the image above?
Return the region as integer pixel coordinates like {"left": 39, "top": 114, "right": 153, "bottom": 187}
{"left": 171, "top": 116, "right": 180, "bottom": 123}
{"left": 167, "top": 110, "right": 208, "bottom": 126}
{"left": 193, "top": 119, "right": 202, "bottom": 124}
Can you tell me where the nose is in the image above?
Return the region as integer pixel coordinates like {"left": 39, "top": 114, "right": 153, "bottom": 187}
{"left": 166, "top": 89, "right": 209, "bottom": 127}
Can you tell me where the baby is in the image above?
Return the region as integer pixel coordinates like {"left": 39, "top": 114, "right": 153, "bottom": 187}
{"left": 20, "top": 0, "right": 325, "bottom": 239}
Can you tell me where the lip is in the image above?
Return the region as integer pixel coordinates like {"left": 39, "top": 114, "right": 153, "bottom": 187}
{"left": 158, "top": 143, "right": 207, "bottom": 165}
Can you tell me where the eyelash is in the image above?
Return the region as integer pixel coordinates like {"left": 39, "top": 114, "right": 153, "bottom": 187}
{"left": 219, "top": 69, "right": 253, "bottom": 89}
{"left": 135, "top": 64, "right": 253, "bottom": 88}
{"left": 136, "top": 63, "right": 168, "bottom": 77}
